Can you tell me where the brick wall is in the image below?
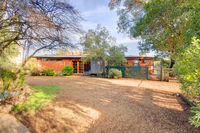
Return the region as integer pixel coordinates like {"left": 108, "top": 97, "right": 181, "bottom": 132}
{"left": 37, "top": 58, "right": 81, "bottom": 72}
{"left": 126, "top": 57, "right": 153, "bottom": 74}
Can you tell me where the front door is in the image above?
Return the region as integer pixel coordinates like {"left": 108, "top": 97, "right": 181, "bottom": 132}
{"left": 72, "top": 61, "right": 84, "bottom": 73}
{"left": 73, "top": 61, "right": 78, "bottom": 73}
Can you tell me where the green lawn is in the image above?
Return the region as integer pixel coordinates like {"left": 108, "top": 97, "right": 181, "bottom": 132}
{"left": 12, "top": 85, "right": 62, "bottom": 114}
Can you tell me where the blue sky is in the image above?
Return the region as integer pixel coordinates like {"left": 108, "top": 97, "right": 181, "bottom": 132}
{"left": 68, "top": 0, "right": 146, "bottom": 56}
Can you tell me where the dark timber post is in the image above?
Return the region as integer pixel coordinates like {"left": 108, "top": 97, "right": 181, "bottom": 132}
{"left": 146, "top": 66, "right": 149, "bottom": 80}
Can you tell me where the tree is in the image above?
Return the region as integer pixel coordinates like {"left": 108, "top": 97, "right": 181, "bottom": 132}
{"left": 0, "top": 0, "right": 20, "bottom": 56}
{"left": 1, "top": 0, "right": 82, "bottom": 64}
{"left": 139, "top": 52, "right": 147, "bottom": 56}
{"left": 0, "top": 26, "right": 20, "bottom": 69}
{"left": 0, "top": 44, "right": 20, "bottom": 69}
{"left": 80, "top": 24, "right": 127, "bottom": 68}
{"left": 110, "top": 0, "right": 200, "bottom": 127}
{"left": 80, "top": 24, "right": 115, "bottom": 63}
{"left": 107, "top": 45, "right": 127, "bottom": 65}
{"left": 56, "top": 49, "right": 84, "bottom": 56}
{"left": 109, "top": 0, "right": 200, "bottom": 67}
{"left": 0, "top": 0, "right": 83, "bottom": 88}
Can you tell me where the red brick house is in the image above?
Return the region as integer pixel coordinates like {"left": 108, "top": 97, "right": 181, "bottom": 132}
{"left": 125, "top": 56, "right": 153, "bottom": 73}
{"left": 34, "top": 55, "right": 154, "bottom": 74}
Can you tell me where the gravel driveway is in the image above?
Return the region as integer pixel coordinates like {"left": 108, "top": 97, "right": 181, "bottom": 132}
{"left": 22, "top": 76, "right": 198, "bottom": 133}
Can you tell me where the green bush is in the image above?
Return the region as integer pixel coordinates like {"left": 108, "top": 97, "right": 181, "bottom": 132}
{"left": 62, "top": 65, "right": 74, "bottom": 76}
{"left": 189, "top": 106, "right": 200, "bottom": 128}
{"left": 0, "top": 69, "right": 15, "bottom": 92}
{"left": 42, "top": 69, "right": 57, "bottom": 76}
{"left": 31, "top": 68, "right": 42, "bottom": 76}
{"left": 174, "top": 38, "right": 200, "bottom": 127}
{"left": 17, "top": 71, "right": 27, "bottom": 88}
{"left": 175, "top": 38, "right": 200, "bottom": 99}
{"left": 0, "top": 69, "right": 29, "bottom": 92}
{"left": 108, "top": 68, "right": 122, "bottom": 79}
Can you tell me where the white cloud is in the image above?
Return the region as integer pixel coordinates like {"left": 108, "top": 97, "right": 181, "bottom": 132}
{"left": 117, "top": 37, "right": 141, "bottom": 44}
{"left": 81, "top": 6, "right": 109, "bottom": 17}
{"left": 80, "top": 21, "right": 97, "bottom": 31}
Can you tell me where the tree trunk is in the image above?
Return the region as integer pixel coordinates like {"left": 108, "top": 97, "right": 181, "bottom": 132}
{"left": 102, "top": 60, "right": 105, "bottom": 74}
{"left": 170, "top": 59, "right": 175, "bottom": 68}
{"left": 12, "top": 57, "right": 31, "bottom": 89}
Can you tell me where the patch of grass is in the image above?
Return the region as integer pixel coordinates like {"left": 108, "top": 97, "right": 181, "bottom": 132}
{"left": 12, "top": 85, "right": 62, "bottom": 114}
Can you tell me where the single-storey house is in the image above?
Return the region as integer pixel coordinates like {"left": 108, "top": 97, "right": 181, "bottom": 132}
{"left": 34, "top": 55, "right": 154, "bottom": 74}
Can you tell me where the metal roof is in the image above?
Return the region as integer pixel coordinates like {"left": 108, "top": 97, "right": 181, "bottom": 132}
{"left": 34, "top": 55, "right": 86, "bottom": 58}
{"left": 34, "top": 55, "right": 154, "bottom": 58}
{"left": 125, "top": 56, "right": 154, "bottom": 58}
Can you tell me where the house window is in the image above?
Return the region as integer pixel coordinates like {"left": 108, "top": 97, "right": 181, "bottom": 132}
{"left": 42, "top": 58, "right": 62, "bottom": 61}
{"left": 144, "top": 60, "right": 148, "bottom": 63}
{"left": 133, "top": 60, "right": 139, "bottom": 66}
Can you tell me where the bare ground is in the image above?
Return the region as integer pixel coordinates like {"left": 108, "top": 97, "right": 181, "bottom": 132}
{"left": 19, "top": 76, "right": 199, "bottom": 133}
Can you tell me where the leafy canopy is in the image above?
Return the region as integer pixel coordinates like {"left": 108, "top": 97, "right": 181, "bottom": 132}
{"left": 80, "top": 24, "right": 127, "bottom": 65}
{"left": 109, "top": 0, "right": 200, "bottom": 58}
{"left": 107, "top": 45, "right": 127, "bottom": 65}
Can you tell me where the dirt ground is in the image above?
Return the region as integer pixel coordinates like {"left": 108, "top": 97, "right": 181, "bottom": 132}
{"left": 21, "top": 76, "right": 199, "bottom": 133}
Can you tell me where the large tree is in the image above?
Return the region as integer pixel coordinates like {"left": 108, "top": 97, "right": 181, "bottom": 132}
{"left": 0, "top": 0, "right": 83, "bottom": 66}
{"left": 0, "top": 0, "right": 83, "bottom": 88}
{"left": 80, "top": 24, "right": 115, "bottom": 62}
{"left": 109, "top": 0, "right": 200, "bottom": 66}
{"left": 80, "top": 24, "right": 127, "bottom": 66}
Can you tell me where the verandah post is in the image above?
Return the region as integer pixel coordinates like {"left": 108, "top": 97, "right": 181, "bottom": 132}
{"left": 146, "top": 66, "right": 149, "bottom": 80}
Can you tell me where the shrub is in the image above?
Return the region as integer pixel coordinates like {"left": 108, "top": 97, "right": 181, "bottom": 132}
{"left": 174, "top": 38, "right": 200, "bottom": 127}
{"left": 62, "top": 65, "right": 74, "bottom": 76}
{"left": 175, "top": 38, "right": 200, "bottom": 99}
{"left": 31, "top": 68, "right": 42, "bottom": 76}
{"left": 0, "top": 69, "right": 29, "bottom": 92}
{"left": 0, "top": 69, "right": 15, "bottom": 92}
{"left": 189, "top": 106, "right": 200, "bottom": 128}
{"left": 42, "top": 69, "right": 57, "bottom": 76}
{"left": 97, "top": 73, "right": 103, "bottom": 77}
{"left": 108, "top": 68, "right": 122, "bottom": 79}
{"left": 17, "top": 71, "right": 27, "bottom": 88}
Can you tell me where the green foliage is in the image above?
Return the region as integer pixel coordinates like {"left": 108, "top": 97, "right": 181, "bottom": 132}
{"left": 80, "top": 24, "right": 127, "bottom": 65}
{"left": 97, "top": 73, "right": 104, "bottom": 77}
{"left": 42, "top": 69, "right": 58, "bottom": 76}
{"left": 0, "top": 45, "right": 20, "bottom": 69}
{"left": 31, "top": 68, "right": 42, "bottom": 76}
{"left": 80, "top": 24, "right": 115, "bottom": 62}
{"left": 108, "top": 68, "right": 122, "bottom": 79}
{"left": 110, "top": 0, "right": 200, "bottom": 58}
{"left": 17, "top": 71, "right": 27, "bottom": 88}
{"left": 12, "top": 85, "right": 62, "bottom": 114}
{"left": 25, "top": 58, "right": 37, "bottom": 71}
{"left": 175, "top": 38, "right": 200, "bottom": 98}
{"left": 0, "top": 69, "right": 28, "bottom": 92}
{"left": 107, "top": 45, "right": 127, "bottom": 65}
{"left": 175, "top": 38, "right": 200, "bottom": 127}
{"left": 62, "top": 65, "right": 74, "bottom": 76}
{"left": 161, "top": 59, "right": 171, "bottom": 68}
{"left": 0, "top": 69, "right": 15, "bottom": 92}
{"left": 189, "top": 106, "right": 200, "bottom": 128}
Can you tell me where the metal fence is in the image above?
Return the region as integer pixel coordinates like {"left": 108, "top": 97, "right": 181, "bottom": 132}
{"left": 148, "top": 62, "right": 163, "bottom": 81}
{"left": 106, "top": 62, "right": 164, "bottom": 80}
{"left": 105, "top": 65, "right": 149, "bottom": 79}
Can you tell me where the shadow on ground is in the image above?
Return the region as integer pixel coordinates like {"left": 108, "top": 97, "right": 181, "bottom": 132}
{"left": 21, "top": 76, "right": 199, "bottom": 133}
